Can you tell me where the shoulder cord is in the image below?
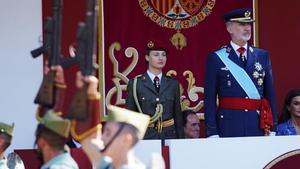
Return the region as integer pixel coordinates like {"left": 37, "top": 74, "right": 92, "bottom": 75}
{"left": 133, "top": 76, "right": 163, "bottom": 124}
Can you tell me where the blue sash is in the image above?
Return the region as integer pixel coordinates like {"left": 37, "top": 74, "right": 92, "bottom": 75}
{"left": 215, "top": 48, "right": 260, "bottom": 99}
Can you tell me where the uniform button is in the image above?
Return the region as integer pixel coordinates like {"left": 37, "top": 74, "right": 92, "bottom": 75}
{"left": 220, "top": 115, "right": 224, "bottom": 119}
{"left": 142, "top": 97, "right": 145, "bottom": 100}
{"left": 156, "top": 98, "right": 159, "bottom": 102}
{"left": 245, "top": 97, "right": 249, "bottom": 99}
{"left": 245, "top": 109, "right": 248, "bottom": 112}
{"left": 227, "top": 74, "right": 230, "bottom": 77}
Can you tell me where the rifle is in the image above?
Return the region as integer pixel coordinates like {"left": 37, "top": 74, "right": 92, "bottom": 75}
{"left": 67, "top": 0, "right": 101, "bottom": 141}
{"left": 31, "top": 0, "right": 63, "bottom": 108}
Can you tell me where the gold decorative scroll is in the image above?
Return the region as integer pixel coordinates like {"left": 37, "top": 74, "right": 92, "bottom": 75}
{"left": 166, "top": 70, "right": 204, "bottom": 112}
{"left": 106, "top": 42, "right": 205, "bottom": 120}
{"left": 106, "top": 42, "right": 139, "bottom": 106}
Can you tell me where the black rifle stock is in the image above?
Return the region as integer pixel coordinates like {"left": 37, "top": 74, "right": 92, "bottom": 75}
{"left": 68, "top": 0, "right": 98, "bottom": 120}
{"left": 31, "top": 0, "right": 63, "bottom": 108}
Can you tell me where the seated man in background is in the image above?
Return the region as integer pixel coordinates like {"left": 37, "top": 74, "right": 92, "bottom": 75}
{"left": 182, "top": 110, "right": 200, "bottom": 138}
{"left": 35, "top": 111, "right": 79, "bottom": 169}
{"left": 0, "top": 122, "right": 14, "bottom": 169}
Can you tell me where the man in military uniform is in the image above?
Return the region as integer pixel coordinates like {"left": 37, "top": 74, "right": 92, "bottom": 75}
{"left": 0, "top": 122, "right": 14, "bottom": 169}
{"left": 204, "top": 8, "right": 277, "bottom": 137}
{"left": 35, "top": 111, "right": 79, "bottom": 169}
{"left": 81, "top": 105, "right": 166, "bottom": 169}
{"left": 125, "top": 41, "right": 184, "bottom": 139}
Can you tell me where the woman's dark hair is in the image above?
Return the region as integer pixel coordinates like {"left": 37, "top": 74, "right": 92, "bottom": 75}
{"left": 278, "top": 89, "right": 300, "bottom": 124}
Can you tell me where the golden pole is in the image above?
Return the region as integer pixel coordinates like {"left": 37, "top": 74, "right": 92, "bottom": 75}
{"left": 253, "top": 0, "right": 260, "bottom": 47}
{"left": 98, "top": 0, "right": 105, "bottom": 117}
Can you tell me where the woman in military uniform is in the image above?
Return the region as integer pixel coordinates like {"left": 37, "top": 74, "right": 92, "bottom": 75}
{"left": 125, "top": 41, "right": 184, "bottom": 139}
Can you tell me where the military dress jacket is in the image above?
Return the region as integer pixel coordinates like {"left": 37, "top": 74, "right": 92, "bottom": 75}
{"left": 125, "top": 73, "right": 184, "bottom": 139}
{"left": 204, "top": 44, "right": 277, "bottom": 137}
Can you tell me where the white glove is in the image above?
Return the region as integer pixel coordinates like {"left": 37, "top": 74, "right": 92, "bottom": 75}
{"left": 268, "top": 131, "right": 276, "bottom": 136}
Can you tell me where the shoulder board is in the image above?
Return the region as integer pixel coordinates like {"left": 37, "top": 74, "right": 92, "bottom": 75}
{"left": 214, "top": 45, "right": 230, "bottom": 53}
{"left": 134, "top": 74, "right": 142, "bottom": 79}
{"left": 249, "top": 46, "right": 254, "bottom": 52}
{"left": 220, "top": 45, "right": 227, "bottom": 49}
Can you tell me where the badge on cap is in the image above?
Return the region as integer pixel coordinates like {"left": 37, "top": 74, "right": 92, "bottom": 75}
{"left": 0, "top": 122, "right": 14, "bottom": 137}
{"left": 223, "top": 8, "right": 255, "bottom": 23}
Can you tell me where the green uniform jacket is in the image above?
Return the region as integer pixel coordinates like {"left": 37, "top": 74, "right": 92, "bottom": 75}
{"left": 125, "top": 73, "right": 184, "bottom": 139}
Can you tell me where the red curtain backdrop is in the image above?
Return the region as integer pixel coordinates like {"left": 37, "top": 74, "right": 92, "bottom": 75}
{"left": 258, "top": 1, "right": 300, "bottom": 116}
{"left": 41, "top": 0, "right": 255, "bottom": 136}
{"left": 103, "top": 0, "right": 252, "bottom": 110}
{"left": 103, "top": 0, "right": 252, "bottom": 137}
{"left": 42, "top": 0, "right": 300, "bottom": 135}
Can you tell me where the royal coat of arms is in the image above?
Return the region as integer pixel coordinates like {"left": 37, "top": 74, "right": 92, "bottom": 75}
{"left": 139, "top": 0, "right": 216, "bottom": 50}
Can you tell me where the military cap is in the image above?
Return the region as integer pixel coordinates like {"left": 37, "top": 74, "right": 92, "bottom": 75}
{"left": 105, "top": 105, "right": 150, "bottom": 139}
{"left": 0, "top": 122, "right": 14, "bottom": 137}
{"left": 40, "top": 111, "right": 71, "bottom": 138}
{"left": 224, "top": 8, "right": 255, "bottom": 23}
{"left": 146, "top": 40, "right": 168, "bottom": 53}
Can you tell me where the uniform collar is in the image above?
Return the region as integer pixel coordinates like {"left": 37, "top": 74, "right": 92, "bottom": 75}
{"left": 230, "top": 41, "right": 248, "bottom": 59}
{"left": 147, "top": 70, "right": 162, "bottom": 82}
{"left": 41, "top": 152, "right": 73, "bottom": 169}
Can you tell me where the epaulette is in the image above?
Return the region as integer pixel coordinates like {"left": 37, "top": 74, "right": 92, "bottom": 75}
{"left": 134, "top": 74, "right": 143, "bottom": 80}
{"left": 134, "top": 74, "right": 142, "bottom": 78}
{"left": 249, "top": 46, "right": 254, "bottom": 53}
{"left": 220, "top": 45, "right": 227, "bottom": 48}
{"left": 214, "top": 45, "right": 228, "bottom": 53}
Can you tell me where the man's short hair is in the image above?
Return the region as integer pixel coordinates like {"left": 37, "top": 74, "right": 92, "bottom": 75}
{"left": 35, "top": 124, "right": 67, "bottom": 150}
{"left": 182, "top": 110, "right": 197, "bottom": 126}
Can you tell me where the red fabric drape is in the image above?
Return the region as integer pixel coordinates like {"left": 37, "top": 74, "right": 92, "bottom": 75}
{"left": 103, "top": 0, "right": 252, "bottom": 111}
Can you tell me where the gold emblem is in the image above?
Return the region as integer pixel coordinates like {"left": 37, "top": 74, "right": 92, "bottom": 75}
{"left": 226, "top": 46, "right": 232, "bottom": 53}
{"left": 170, "top": 31, "right": 187, "bottom": 50}
{"left": 244, "top": 10, "right": 251, "bottom": 17}
{"left": 179, "top": 0, "right": 204, "bottom": 15}
{"left": 139, "top": 0, "right": 216, "bottom": 50}
{"left": 147, "top": 41, "right": 154, "bottom": 48}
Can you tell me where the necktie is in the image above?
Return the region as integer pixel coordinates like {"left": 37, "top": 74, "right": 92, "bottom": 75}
{"left": 237, "top": 47, "right": 247, "bottom": 67}
{"left": 153, "top": 76, "right": 160, "bottom": 92}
